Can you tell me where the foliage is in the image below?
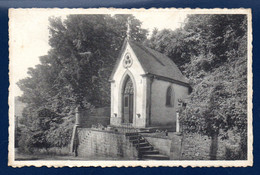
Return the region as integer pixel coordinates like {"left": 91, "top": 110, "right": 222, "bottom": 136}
{"left": 181, "top": 15, "right": 247, "bottom": 136}
{"left": 145, "top": 28, "right": 191, "bottom": 71}
{"left": 147, "top": 14, "right": 248, "bottom": 159}
{"left": 17, "top": 14, "right": 148, "bottom": 151}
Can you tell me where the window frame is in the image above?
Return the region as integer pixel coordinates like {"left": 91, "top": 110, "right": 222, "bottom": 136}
{"left": 166, "top": 85, "right": 174, "bottom": 107}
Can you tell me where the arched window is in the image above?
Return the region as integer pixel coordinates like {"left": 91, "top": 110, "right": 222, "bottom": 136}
{"left": 124, "top": 76, "right": 134, "bottom": 95}
{"left": 166, "top": 86, "right": 174, "bottom": 107}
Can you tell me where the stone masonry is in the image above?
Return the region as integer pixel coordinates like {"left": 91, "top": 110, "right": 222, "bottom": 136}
{"left": 77, "top": 128, "right": 138, "bottom": 160}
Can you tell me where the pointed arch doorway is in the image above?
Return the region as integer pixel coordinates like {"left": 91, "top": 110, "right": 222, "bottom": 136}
{"left": 122, "top": 75, "right": 134, "bottom": 124}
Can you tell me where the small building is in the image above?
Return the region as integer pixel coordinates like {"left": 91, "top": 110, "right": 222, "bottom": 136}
{"left": 71, "top": 39, "right": 191, "bottom": 160}
{"left": 109, "top": 39, "right": 190, "bottom": 130}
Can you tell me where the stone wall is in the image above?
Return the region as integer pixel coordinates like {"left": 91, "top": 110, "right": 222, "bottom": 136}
{"left": 143, "top": 133, "right": 182, "bottom": 160}
{"left": 144, "top": 135, "right": 171, "bottom": 156}
{"left": 75, "top": 127, "right": 242, "bottom": 160}
{"left": 181, "top": 130, "right": 242, "bottom": 160}
{"left": 77, "top": 128, "right": 138, "bottom": 160}
{"left": 141, "top": 131, "right": 242, "bottom": 160}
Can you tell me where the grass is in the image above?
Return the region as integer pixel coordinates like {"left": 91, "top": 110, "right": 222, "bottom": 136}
{"left": 15, "top": 147, "right": 125, "bottom": 161}
{"left": 15, "top": 147, "right": 79, "bottom": 161}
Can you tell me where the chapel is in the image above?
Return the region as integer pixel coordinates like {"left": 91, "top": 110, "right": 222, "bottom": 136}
{"left": 71, "top": 30, "right": 192, "bottom": 160}
{"left": 109, "top": 39, "right": 190, "bottom": 131}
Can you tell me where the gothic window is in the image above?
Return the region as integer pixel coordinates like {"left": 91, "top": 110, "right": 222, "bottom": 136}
{"left": 166, "top": 86, "right": 174, "bottom": 107}
{"left": 124, "top": 76, "right": 134, "bottom": 94}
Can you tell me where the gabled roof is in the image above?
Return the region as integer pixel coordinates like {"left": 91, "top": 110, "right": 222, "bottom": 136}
{"left": 110, "top": 39, "right": 189, "bottom": 85}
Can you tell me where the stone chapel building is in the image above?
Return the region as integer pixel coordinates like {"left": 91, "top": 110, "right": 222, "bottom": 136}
{"left": 109, "top": 39, "right": 190, "bottom": 130}
{"left": 71, "top": 38, "right": 191, "bottom": 160}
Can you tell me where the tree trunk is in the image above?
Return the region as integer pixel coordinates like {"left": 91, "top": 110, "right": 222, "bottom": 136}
{"left": 210, "top": 133, "right": 218, "bottom": 160}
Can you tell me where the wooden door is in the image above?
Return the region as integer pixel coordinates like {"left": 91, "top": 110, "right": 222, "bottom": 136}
{"left": 123, "top": 95, "right": 129, "bottom": 123}
{"left": 122, "top": 76, "right": 134, "bottom": 124}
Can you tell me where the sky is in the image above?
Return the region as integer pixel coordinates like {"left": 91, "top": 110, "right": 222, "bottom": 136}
{"left": 9, "top": 9, "right": 188, "bottom": 96}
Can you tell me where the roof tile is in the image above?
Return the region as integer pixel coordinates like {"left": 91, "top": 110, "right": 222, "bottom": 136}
{"left": 128, "top": 41, "right": 188, "bottom": 84}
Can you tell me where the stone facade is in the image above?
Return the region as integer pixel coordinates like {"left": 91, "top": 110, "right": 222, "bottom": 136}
{"left": 110, "top": 40, "right": 190, "bottom": 129}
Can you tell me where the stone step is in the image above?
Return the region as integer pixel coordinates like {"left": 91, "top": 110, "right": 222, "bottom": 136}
{"left": 133, "top": 142, "right": 149, "bottom": 147}
{"left": 138, "top": 131, "right": 151, "bottom": 134}
{"left": 138, "top": 129, "right": 152, "bottom": 133}
{"left": 125, "top": 131, "right": 169, "bottom": 160}
{"left": 138, "top": 146, "right": 153, "bottom": 151}
{"left": 140, "top": 149, "right": 160, "bottom": 155}
{"left": 129, "top": 135, "right": 140, "bottom": 140}
{"left": 125, "top": 132, "right": 139, "bottom": 136}
{"left": 142, "top": 154, "right": 170, "bottom": 160}
{"left": 131, "top": 138, "right": 145, "bottom": 144}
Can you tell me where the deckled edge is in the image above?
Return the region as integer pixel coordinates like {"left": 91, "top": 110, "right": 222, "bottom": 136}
{"left": 8, "top": 7, "right": 253, "bottom": 168}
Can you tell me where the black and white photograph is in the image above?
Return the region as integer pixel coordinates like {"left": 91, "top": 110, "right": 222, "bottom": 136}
{"left": 8, "top": 8, "right": 252, "bottom": 167}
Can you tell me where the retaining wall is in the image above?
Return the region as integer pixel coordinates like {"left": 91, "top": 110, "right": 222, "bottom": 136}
{"left": 77, "top": 128, "right": 138, "bottom": 160}
{"left": 142, "top": 133, "right": 182, "bottom": 160}
{"left": 75, "top": 128, "right": 242, "bottom": 160}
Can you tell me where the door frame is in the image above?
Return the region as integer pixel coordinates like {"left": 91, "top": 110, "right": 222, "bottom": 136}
{"left": 118, "top": 70, "right": 136, "bottom": 126}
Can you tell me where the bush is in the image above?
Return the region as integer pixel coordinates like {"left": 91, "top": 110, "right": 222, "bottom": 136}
{"left": 36, "top": 147, "right": 70, "bottom": 156}
{"left": 18, "top": 130, "right": 35, "bottom": 154}
{"left": 225, "top": 145, "right": 245, "bottom": 160}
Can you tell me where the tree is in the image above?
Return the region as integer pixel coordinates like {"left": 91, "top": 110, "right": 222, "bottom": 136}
{"left": 17, "top": 14, "right": 148, "bottom": 151}
{"left": 181, "top": 14, "right": 247, "bottom": 160}
{"left": 46, "top": 14, "right": 147, "bottom": 109}
{"left": 145, "top": 28, "right": 191, "bottom": 71}
{"left": 147, "top": 14, "right": 248, "bottom": 159}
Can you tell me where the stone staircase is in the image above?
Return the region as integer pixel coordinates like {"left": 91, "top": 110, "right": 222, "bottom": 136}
{"left": 126, "top": 132, "right": 169, "bottom": 160}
